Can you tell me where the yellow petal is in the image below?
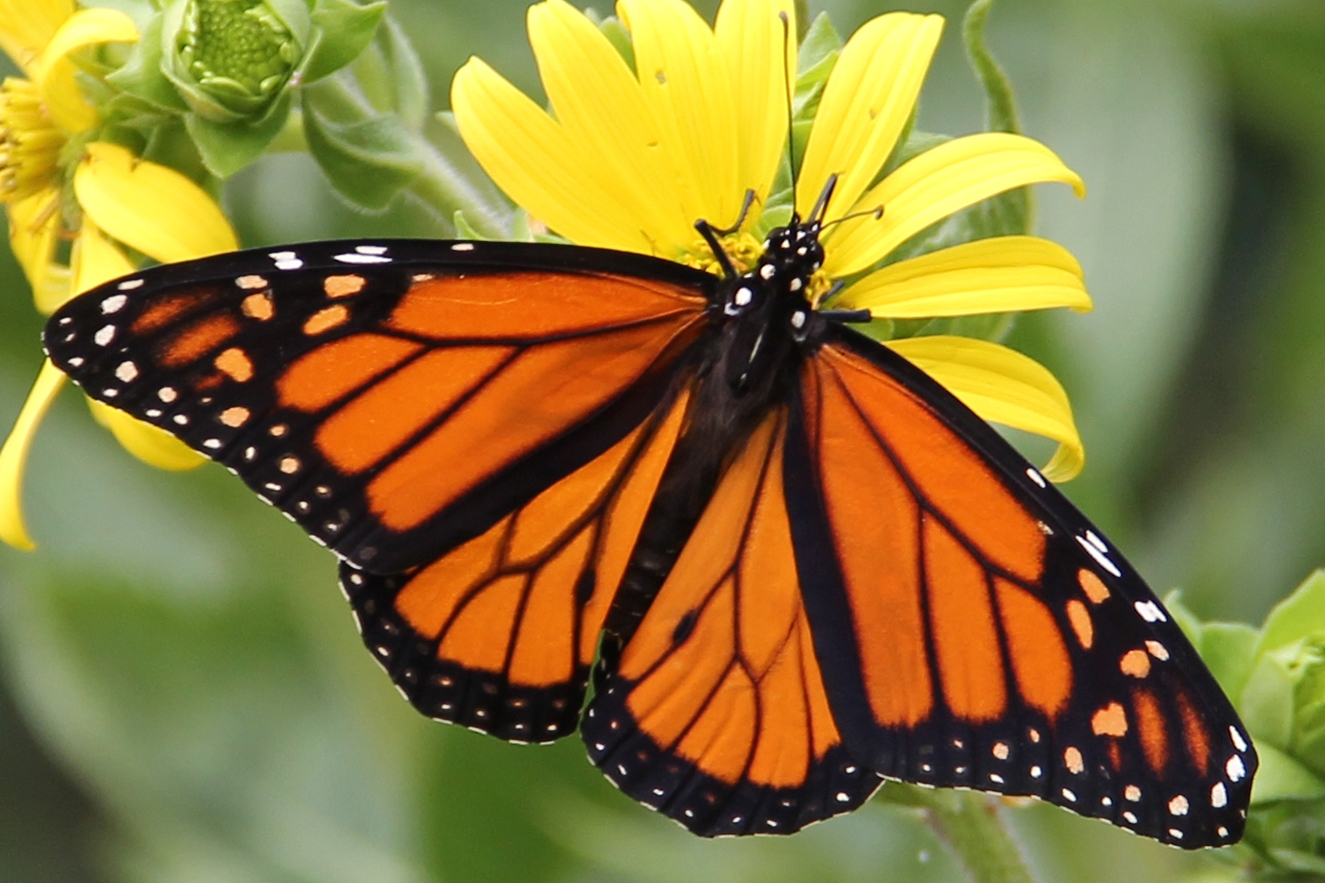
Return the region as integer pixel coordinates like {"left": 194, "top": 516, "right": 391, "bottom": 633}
{"left": 619, "top": 0, "right": 741, "bottom": 229}
{"left": 0, "top": 358, "right": 65, "bottom": 549}
{"left": 836, "top": 235, "right": 1091, "bottom": 318}
{"left": 0, "top": 0, "right": 74, "bottom": 76}
{"left": 71, "top": 217, "right": 135, "bottom": 295}
{"left": 714, "top": 0, "right": 795, "bottom": 225}
{"left": 87, "top": 399, "right": 205, "bottom": 471}
{"left": 529, "top": 0, "right": 692, "bottom": 249}
{"left": 886, "top": 334, "right": 1084, "bottom": 482}
{"left": 453, "top": 57, "right": 658, "bottom": 253}
{"left": 36, "top": 7, "right": 138, "bottom": 133}
{"left": 6, "top": 188, "right": 66, "bottom": 311}
{"left": 74, "top": 142, "right": 238, "bottom": 263}
{"left": 824, "top": 133, "right": 1086, "bottom": 278}
{"left": 797, "top": 13, "right": 942, "bottom": 223}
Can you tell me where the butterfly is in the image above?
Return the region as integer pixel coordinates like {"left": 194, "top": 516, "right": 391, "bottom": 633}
{"left": 43, "top": 209, "right": 1255, "bottom": 846}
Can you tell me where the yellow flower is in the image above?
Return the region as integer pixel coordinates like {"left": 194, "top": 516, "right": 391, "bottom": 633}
{"left": 0, "top": 0, "right": 240, "bottom": 550}
{"left": 452, "top": 0, "right": 1091, "bottom": 484}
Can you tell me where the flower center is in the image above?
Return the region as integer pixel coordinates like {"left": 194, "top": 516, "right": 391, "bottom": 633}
{"left": 178, "top": 0, "right": 297, "bottom": 99}
{"left": 679, "top": 230, "right": 763, "bottom": 277}
{"left": 0, "top": 78, "right": 65, "bottom": 203}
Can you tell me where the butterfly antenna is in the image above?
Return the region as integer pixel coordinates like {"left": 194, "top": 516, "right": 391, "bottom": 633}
{"left": 807, "top": 173, "right": 838, "bottom": 225}
{"left": 779, "top": 11, "right": 799, "bottom": 220}
{"left": 821, "top": 203, "right": 884, "bottom": 229}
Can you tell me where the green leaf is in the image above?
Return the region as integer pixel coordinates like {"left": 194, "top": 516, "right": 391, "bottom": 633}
{"left": 104, "top": 13, "right": 191, "bottom": 114}
{"left": 594, "top": 14, "right": 636, "bottom": 73}
{"left": 1250, "top": 742, "right": 1325, "bottom": 804}
{"left": 453, "top": 211, "right": 485, "bottom": 240}
{"left": 185, "top": 92, "right": 293, "bottom": 178}
{"left": 304, "top": 0, "right": 387, "bottom": 84}
{"left": 376, "top": 16, "right": 429, "bottom": 131}
{"left": 1258, "top": 570, "right": 1325, "bottom": 655}
{"left": 1241, "top": 652, "right": 1298, "bottom": 749}
{"left": 303, "top": 102, "right": 422, "bottom": 210}
{"left": 1198, "top": 621, "right": 1261, "bottom": 702}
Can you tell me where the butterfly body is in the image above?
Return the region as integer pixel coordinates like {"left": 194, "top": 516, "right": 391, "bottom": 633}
{"left": 44, "top": 234, "right": 1255, "bottom": 845}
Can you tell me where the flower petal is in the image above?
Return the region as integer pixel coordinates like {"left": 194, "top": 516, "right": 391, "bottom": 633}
{"left": 0, "top": 358, "right": 65, "bottom": 549}
{"left": 0, "top": 0, "right": 74, "bottom": 75}
{"left": 714, "top": 0, "right": 795, "bottom": 224}
{"left": 86, "top": 399, "right": 205, "bottom": 471}
{"left": 886, "top": 334, "right": 1084, "bottom": 482}
{"left": 825, "top": 132, "right": 1086, "bottom": 278}
{"left": 453, "top": 57, "right": 658, "bottom": 253}
{"left": 620, "top": 0, "right": 740, "bottom": 228}
{"left": 6, "top": 188, "right": 67, "bottom": 311}
{"left": 37, "top": 7, "right": 138, "bottom": 133}
{"left": 74, "top": 142, "right": 238, "bottom": 264}
{"left": 836, "top": 235, "right": 1091, "bottom": 318}
{"left": 797, "top": 12, "right": 942, "bottom": 223}
{"left": 529, "top": 0, "right": 692, "bottom": 249}
{"left": 71, "top": 217, "right": 135, "bottom": 295}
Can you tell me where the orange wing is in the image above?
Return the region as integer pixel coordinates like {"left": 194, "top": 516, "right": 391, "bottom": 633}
{"left": 583, "top": 411, "right": 881, "bottom": 835}
{"left": 345, "top": 387, "right": 690, "bottom": 740}
{"left": 782, "top": 328, "right": 1255, "bottom": 848}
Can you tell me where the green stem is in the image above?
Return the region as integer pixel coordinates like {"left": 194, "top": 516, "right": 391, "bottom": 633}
{"left": 300, "top": 74, "right": 511, "bottom": 237}
{"left": 884, "top": 785, "right": 1036, "bottom": 883}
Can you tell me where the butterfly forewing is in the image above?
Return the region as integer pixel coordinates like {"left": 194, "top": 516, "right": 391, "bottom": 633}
{"left": 45, "top": 240, "right": 712, "bottom": 576}
{"left": 782, "top": 327, "right": 1255, "bottom": 848}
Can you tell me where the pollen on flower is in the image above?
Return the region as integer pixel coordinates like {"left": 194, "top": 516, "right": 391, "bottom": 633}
{"left": 0, "top": 78, "right": 64, "bottom": 203}
{"left": 680, "top": 230, "right": 763, "bottom": 277}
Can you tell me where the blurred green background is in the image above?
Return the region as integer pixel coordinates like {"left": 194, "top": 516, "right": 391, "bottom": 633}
{"left": 1, "top": 0, "right": 1323, "bottom": 879}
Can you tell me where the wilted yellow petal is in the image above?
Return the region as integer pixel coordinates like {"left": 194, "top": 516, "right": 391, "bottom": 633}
{"left": 0, "top": 0, "right": 74, "bottom": 75}
{"left": 836, "top": 236, "right": 1091, "bottom": 318}
{"left": 620, "top": 0, "right": 741, "bottom": 229}
{"left": 71, "top": 218, "right": 135, "bottom": 295}
{"left": 36, "top": 7, "right": 138, "bottom": 133}
{"left": 798, "top": 13, "right": 942, "bottom": 222}
{"left": 6, "top": 188, "right": 66, "bottom": 311}
{"left": 825, "top": 133, "right": 1086, "bottom": 278}
{"left": 87, "top": 400, "right": 205, "bottom": 472}
{"left": 529, "top": 0, "right": 692, "bottom": 249}
{"left": 714, "top": 0, "right": 794, "bottom": 225}
{"left": 74, "top": 142, "right": 238, "bottom": 263}
{"left": 886, "top": 334, "right": 1084, "bottom": 481}
{"left": 0, "top": 358, "right": 65, "bottom": 549}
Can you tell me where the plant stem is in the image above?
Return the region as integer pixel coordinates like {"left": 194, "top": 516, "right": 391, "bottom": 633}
{"left": 883, "top": 785, "right": 1036, "bottom": 883}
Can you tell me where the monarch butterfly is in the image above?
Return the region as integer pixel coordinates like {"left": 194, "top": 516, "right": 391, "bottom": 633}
{"left": 43, "top": 198, "right": 1254, "bottom": 846}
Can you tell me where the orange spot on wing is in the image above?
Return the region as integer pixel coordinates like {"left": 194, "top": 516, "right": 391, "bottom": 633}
{"left": 304, "top": 304, "right": 349, "bottom": 335}
{"left": 1132, "top": 687, "right": 1170, "bottom": 775}
{"left": 1078, "top": 569, "right": 1110, "bottom": 604}
{"left": 1120, "top": 649, "right": 1151, "bottom": 678}
{"left": 994, "top": 578, "right": 1071, "bottom": 718}
{"left": 1092, "top": 702, "right": 1128, "bottom": 737}
{"left": 1064, "top": 746, "right": 1084, "bottom": 774}
{"left": 1107, "top": 739, "right": 1123, "bottom": 771}
{"left": 278, "top": 333, "right": 422, "bottom": 412}
{"left": 1066, "top": 599, "right": 1093, "bottom": 649}
{"left": 820, "top": 345, "right": 1045, "bottom": 586}
{"left": 219, "top": 406, "right": 250, "bottom": 427}
{"left": 1174, "top": 688, "right": 1211, "bottom": 776}
{"left": 214, "top": 347, "right": 253, "bottom": 382}
{"left": 241, "top": 292, "right": 274, "bottom": 320}
{"left": 324, "top": 274, "right": 366, "bottom": 297}
{"left": 814, "top": 364, "right": 931, "bottom": 727}
{"left": 158, "top": 314, "right": 241, "bottom": 366}
{"left": 131, "top": 289, "right": 214, "bottom": 334}
{"left": 923, "top": 518, "right": 1006, "bottom": 721}
{"left": 387, "top": 272, "right": 706, "bottom": 340}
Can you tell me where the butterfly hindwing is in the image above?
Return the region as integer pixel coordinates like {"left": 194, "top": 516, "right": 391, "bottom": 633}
{"left": 583, "top": 412, "right": 881, "bottom": 836}
{"left": 782, "top": 326, "right": 1255, "bottom": 848}
{"left": 342, "top": 385, "right": 693, "bottom": 741}
{"left": 45, "top": 240, "right": 712, "bottom": 576}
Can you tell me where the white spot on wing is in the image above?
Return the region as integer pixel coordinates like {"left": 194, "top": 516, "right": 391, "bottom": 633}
{"left": 269, "top": 250, "right": 303, "bottom": 270}
{"left": 101, "top": 294, "right": 128, "bottom": 314}
{"left": 1077, "top": 534, "right": 1123, "bottom": 577}
{"left": 94, "top": 325, "right": 116, "bottom": 346}
{"left": 450, "top": 242, "right": 475, "bottom": 252}
{"left": 114, "top": 361, "right": 138, "bottom": 382}
{"left": 335, "top": 252, "right": 391, "bottom": 265}
{"left": 1026, "top": 467, "right": 1047, "bottom": 488}
{"left": 1134, "top": 600, "right": 1167, "bottom": 623}
{"left": 355, "top": 245, "right": 388, "bottom": 255}
{"left": 1211, "top": 782, "right": 1228, "bottom": 808}
{"left": 1230, "top": 726, "right": 1248, "bottom": 752}
{"left": 117, "top": 278, "right": 144, "bottom": 291}
{"left": 1168, "top": 795, "right": 1189, "bottom": 816}
{"left": 1226, "top": 754, "right": 1246, "bottom": 782}
{"left": 1085, "top": 530, "right": 1108, "bottom": 553}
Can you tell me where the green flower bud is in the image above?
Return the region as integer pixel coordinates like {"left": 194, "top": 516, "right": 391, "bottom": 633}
{"left": 162, "top": 0, "right": 309, "bottom": 123}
